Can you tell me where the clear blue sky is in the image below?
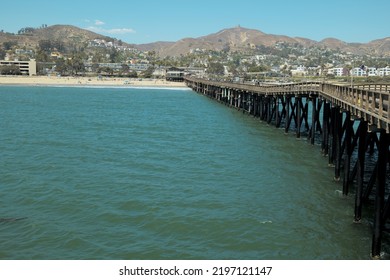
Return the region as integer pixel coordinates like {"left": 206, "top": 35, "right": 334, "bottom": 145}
{"left": 1, "top": 0, "right": 389, "bottom": 44}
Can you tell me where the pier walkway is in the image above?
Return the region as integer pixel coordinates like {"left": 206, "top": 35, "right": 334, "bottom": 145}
{"left": 185, "top": 76, "right": 390, "bottom": 259}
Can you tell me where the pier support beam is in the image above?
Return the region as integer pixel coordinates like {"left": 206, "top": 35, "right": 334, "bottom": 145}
{"left": 342, "top": 112, "right": 353, "bottom": 195}
{"left": 334, "top": 107, "right": 342, "bottom": 181}
{"left": 322, "top": 102, "right": 330, "bottom": 156}
{"left": 372, "top": 130, "right": 389, "bottom": 259}
{"left": 310, "top": 97, "right": 317, "bottom": 145}
{"left": 354, "top": 120, "right": 368, "bottom": 223}
{"left": 296, "top": 96, "right": 302, "bottom": 138}
{"left": 275, "top": 97, "right": 279, "bottom": 126}
{"left": 285, "top": 96, "right": 291, "bottom": 133}
{"left": 329, "top": 106, "right": 337, "bottom": 166}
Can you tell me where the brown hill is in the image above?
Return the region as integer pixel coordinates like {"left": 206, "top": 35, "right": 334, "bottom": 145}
{"left": 138, "top": 26, "right": 314, "bottom": 56}
{"left": 0, "top": 25, "right": 119, "bottom": 50}
{"left": 2, "top": 24, "right": 390, "bottom": 58}
{"left": 365, "top": 37, "right": 390, "bottom": 56}
{"left": 33, "top": 25, "right": 110, "bottom": 42}
{"left": 319, "top": 38, "right": 349, "bottom": 49}
{"left": 137, "top": 26, "right": 390, "bottom": 57}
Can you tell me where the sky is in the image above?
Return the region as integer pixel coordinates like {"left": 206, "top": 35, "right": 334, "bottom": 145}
{"left": 1, "top": 0, "right": 389, "bottom": 44}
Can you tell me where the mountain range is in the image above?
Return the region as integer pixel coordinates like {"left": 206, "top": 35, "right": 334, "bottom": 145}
{"left": 137, "top": 26, "right": 390, "bottom": 57}
{"left": 1, "top": 25, "right": 390, "bottom": 57}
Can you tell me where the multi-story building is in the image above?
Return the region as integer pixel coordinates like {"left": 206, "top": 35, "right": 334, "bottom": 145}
{"left": 328, "top": 67, "right": 349, "bottom": 76}
{"left": 366, "top": 67, "right": 377, "bottom": 76}
{"left": 351, "top": 67, "right": 366, "bottom": 76}
{"left": 0, "top": 59, "right": 37, "bottom": 76}
{"left": 377, "top": 66, "right": 390, "bottom": 76}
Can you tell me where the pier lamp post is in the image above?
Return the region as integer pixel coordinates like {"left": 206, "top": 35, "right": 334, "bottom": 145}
{"left": 350, "top": 61, "right": 354, "bottom": 88}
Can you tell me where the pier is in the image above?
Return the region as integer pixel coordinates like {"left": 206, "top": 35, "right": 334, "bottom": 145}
{"left": 185, "top": 76, "right": 390, "bottom": 258}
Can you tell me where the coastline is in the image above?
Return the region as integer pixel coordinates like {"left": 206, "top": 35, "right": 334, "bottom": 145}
{"left": 0, "top": 75, "right": 187, "bottom": 88}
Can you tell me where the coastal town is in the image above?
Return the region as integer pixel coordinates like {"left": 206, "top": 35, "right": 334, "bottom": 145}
{"left": 1, "top": 25, "right": 390, "bottom": 84}
{"left": 2, "top": 1, "right": 390, "bottom": 276}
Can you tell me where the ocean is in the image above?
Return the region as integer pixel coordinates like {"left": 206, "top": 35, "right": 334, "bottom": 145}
{"left": 0, "top": 85, "right": 378, "bottom": 259}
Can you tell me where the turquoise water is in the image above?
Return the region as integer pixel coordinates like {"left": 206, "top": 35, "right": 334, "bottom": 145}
{"left": 0, "top": 86, "right": 375, "bottom": 259}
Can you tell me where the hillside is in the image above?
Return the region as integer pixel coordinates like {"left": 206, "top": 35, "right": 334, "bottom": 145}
{"left": 1, "top": 24, "right": 390, "bottom": 58}
{"left": 137, "top": 26, "right": 310, "bottom": 56}
{"left": 0, "top": 25, "right": 127, "bottom": 51}
{"left": 136, "top": 26, "right": 390, "bottom": 57}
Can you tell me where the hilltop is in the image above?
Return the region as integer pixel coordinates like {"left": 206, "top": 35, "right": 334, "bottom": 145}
{"left": 0, "top": 24, "right": 133, "bottom": 52}
{"left": 137, "top": 26, "right": 316, "bottom": 56}
{"left": 1, "top": 24, "right": 390, "bottom": 80}
{"left": 136, "top": 26, "right": 390, "bottom": 57}
{"left": 1, "top": 25, "right": 390, "bottom": 57}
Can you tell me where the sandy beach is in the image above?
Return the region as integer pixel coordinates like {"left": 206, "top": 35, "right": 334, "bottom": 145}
{"left": 0, "top": 75, "right": 187, "bottom": 88}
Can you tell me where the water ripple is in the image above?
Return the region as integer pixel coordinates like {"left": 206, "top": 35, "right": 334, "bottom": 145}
{"left": 0, "top": 86, "right": 373, "bottom": 259}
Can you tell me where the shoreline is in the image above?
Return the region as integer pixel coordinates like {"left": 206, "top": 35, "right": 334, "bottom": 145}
{"left": 0, "top": 75, "right": 187, "bottom": 88}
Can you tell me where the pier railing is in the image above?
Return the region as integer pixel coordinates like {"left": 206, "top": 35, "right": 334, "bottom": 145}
{"left": 185, "top": 76, "right": 390, "bottom": 132}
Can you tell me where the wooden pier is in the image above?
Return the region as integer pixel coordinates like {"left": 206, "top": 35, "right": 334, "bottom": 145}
{"left": 185, "top": 76, "right": 390, "bottom": 259}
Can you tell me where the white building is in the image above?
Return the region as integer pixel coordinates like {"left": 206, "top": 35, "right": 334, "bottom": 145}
{"left": 366, "top": 67, "right": 377, "bottom": 76}
{"left": 290, "top": 65, "right": 307, "bottom": 76}
{"left": 377, "top": 66, "right": 390, "bottom": 76}
{"left": 328, "top": 67, "right": 348, "bottom": 76}
{"left": 351, "top": 67, "right": 366, "bottom": 76}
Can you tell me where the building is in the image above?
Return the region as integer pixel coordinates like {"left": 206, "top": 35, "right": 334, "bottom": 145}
{"left": 290, "top": 65, "right": 307, "bottom": 76}
{"left": 166, "top": 67, "right": 185, "bottom": 82}
{"left": 377, "top": 66, "right": 390, "bottom": 76}
{"left": 351, "top": 67, "right": 366, "bottom": 76}
{"left": 366, "top": 67, "right": 377, "bottom": 76}
{"left": 328, "top": 67, "right": 349, "bottom": 77}
{"left": 0, "top": 59, "right": 37, "bottom": 76}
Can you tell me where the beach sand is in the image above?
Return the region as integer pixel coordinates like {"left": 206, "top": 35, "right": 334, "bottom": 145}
{"left": 0, "top": 76, "right": 187, "bottom": 88}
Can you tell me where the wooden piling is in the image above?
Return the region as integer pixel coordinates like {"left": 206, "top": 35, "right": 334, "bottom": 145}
{"left": 285, "top": 96, "right": 291, "bottom": 133}
{"left": 334, "top": 107, "right": 342, "bottom": 181}
{"left": 322, "top": 102, "right": 330, "bottom": 156}
{"left": 296, "top": 96, "right": 302, "bottom": 138}
{"left": 354, "top": 120, "right": 367, "bottom": 223}
{"left": 342, "top": 112, "right": 353, "bottom": 195}
{"left": 310, "top": 97, "right": 317, "bottom": 145}
{"left": 371, "top": 130, "right": 388, "bottom": 258}
{"left": 329, "top": 106, "right": 337, "bottom": 165}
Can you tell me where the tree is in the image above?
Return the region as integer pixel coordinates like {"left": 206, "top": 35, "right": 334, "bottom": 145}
{"left": 38, "top": 40, "right": 53, "bottom": 52}
{"left": 55, "top": 58, "right": 69, "bottom": 75}
{"left": 121, "top": 64, "right": 130, "bottom": 72}
{"left": 128, "top": 70, "right": 138, "bottom": 78}
{"left": 109, "top": 47, "right": 120, "bottom": 63}
{"left": 141, "top": 66, "right": 155, "bottom": 78}
{"left": 207, "top": 62, "right": 225, "bottom": 75}
{"left": 68, "top": 54, "right": 85, "bottom": 75}
{"left": 35, "top": 49, "right": 50, "bottom": 62}
{"left": 0, "top": 65, "right": 21, "bottom": 75}
{"left": 0, "top": 48, "right": 6, "bottom": 60}
{"left": 3, "top": 41, "right": 17, "bottom": 51}
{"left": 99, "top": 67, "right": 114, "bottom": 76}
{"left": 91, "top": 63, "right": 100, "bottom": 73}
